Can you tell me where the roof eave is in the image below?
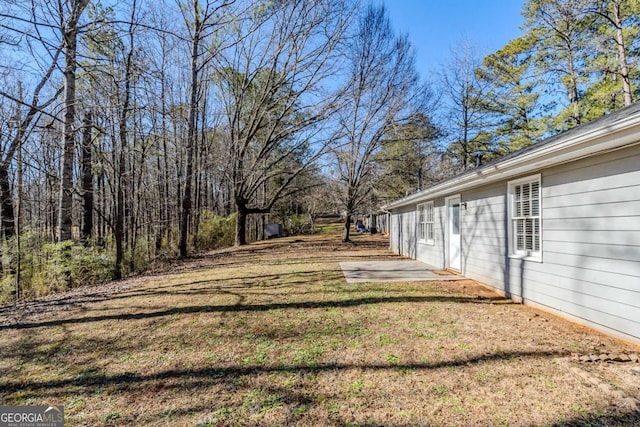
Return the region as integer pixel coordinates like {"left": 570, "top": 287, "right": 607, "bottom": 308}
{"left": 382, "top": 112, "right": 640, "bottom": 211}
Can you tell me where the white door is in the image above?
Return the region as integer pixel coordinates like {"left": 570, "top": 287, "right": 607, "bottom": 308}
{"left": 447, "top": 196, "right": 461, "bottom": 271}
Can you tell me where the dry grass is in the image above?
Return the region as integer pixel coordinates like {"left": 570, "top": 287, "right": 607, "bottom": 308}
{"left": 1, "top": 230, "right": 639, "bottom": 426}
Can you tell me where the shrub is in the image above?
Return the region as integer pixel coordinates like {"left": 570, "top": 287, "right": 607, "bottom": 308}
{"left": 40, "top": 241, "right": 114, "bottom": 292}
{"left": 283, "top": 215, "right": 314, "bottom": 236}
{"left": 0, "top": 236, "right": 115, "bottom": 304}
{"left": 124, "top": 236, "right": 155, "bottom": 273}
{"left": 194, "top": 212, "right": 236, "bottom": 251}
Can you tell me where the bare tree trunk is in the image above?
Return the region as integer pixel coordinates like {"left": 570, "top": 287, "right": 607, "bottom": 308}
{"left": 161, "top": 89, "right": 171, "bottom": 249}
{"left": 115, "top": 130, "right": 126, "bottom": 279}
{"left": 58, "top": 0, "right": 89, "bottom": 242}
{"left": 235, "top": 203, "right": 247, "bottom": 246}
{"left": 0, "top": 165, "right": 15, "bottom": 240}
{"left": 58, "top": 27, "right": 78, "bottom": 242}
{"left": 612, "top": 0, "right": 632, "bottom": 106}
{"left": 155, "top": 151, "right": 164, "bottom": 253}
{"left": 343, "top": 213, "right": 352, "bottom": 243}
{"left": 15, "top": 83, "right": 24, "bottom": 301}
{"left": 114, "top": 0, "right": 136, "bottom": 279}
{"left": 179, "top": 3, "right": 202, "bottom": 258}
{"left": 566, "top": 48, "right": 581, "bottom": 125}
{"left": 81, "top": 110, "right": 93, "bottom": 243}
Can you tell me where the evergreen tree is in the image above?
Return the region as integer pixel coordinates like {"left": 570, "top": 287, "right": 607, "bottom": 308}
{"left": 476, "top": 34, "right": 546, "bottom": 153}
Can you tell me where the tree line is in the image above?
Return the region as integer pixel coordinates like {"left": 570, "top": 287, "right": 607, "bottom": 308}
{"left": 0, "top": 0, "right": 637, "bottom": 302}
{"left": 442, "top": 0, "right": 640, "bottom": 171}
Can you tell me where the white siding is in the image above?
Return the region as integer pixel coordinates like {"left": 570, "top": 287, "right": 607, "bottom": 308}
{"left": 462, "top": 143, "right": 640, "bottom": 342}
{"left": 388, "top": 142, "right": 640, "bottom": 344}
{"left": 416, "top": 198, "right": 446, "bottom": 269}
{"left": 528, "top": 143, "right": 640, "bottom": 341}
{"left": 460, "top": 183, "right": 513, "bottom": 295}
{"left": 389, "top": 205, "right": 416, "bottom": 259}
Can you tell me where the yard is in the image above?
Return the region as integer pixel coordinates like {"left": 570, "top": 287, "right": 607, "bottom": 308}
{"left": 1, "top": 230, "right": 639, "bottom": 426}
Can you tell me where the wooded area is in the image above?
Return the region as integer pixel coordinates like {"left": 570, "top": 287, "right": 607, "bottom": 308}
{"left": 0, "top": 0, "right": 638, "bottom": 303}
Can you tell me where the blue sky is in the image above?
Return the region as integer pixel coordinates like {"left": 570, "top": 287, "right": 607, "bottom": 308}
{"left": 384, "top": 0, "right": 526, "bottom": 78}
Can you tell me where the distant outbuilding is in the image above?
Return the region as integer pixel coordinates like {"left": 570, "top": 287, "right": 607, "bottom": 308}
{"left": 263, "top": 223, "right": 283, "bottom": 239}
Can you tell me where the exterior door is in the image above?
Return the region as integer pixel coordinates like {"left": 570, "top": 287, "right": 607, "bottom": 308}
{"left": 447, "top": 196, "right": 461, "bottom": 271}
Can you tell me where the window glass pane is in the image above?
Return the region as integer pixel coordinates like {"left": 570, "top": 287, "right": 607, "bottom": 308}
{"left": 452, "top": 203, "right": 459, "bottom": 235}
{"left": 510, "top": 178, "right": 541, "bottom": 255}
{"left": 419, "top": 202, "right": 435, "bottom": 242}
{"left": 532, "top": 181, "right": 540, "bottom": 198}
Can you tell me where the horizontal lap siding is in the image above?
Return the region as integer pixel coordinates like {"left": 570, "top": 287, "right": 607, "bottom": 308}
{"left": 514, "top": 268, "right": 640, "bottom": 309}
{"left": 533, "top": 143, "right": 640, "bottom": 341}
{"left": 390, "top": 205, "right": 417, "bottom": 259}
{"left": 458, "top": 143, "right": 640, "bottom": 342}
{"left": 545, "top": 217, "right": 639, "bottom": 231}
{"left": 416, "top": 198, "right": 445, "bottom": 269}
{"left": 388, "top": 142, "right": 640, "bottom": 343}
{"left": 544, "top": 229, "right": 640, "bottom": 245}
{"left": 514, "top": 276, "right": 639, "bottom": 334}
{"left": 461, "top": 183, "right": 511, "bottom": 295}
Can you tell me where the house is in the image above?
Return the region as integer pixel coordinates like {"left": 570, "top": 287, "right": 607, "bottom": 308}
{"left": 382, "top": 102, "right": 640, "bottom": 345}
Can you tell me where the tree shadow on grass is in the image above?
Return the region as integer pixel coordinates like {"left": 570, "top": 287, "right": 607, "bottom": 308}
{"left": 0, "top": 269, "right": 345, "bottom": 322}
{"left": 544, "top": 409, "right": 640, "bottom": 427}
{"left": 0, "top": 234, "right": 390, "bottom": 316}
{"left": 0, "top": 294, "right": 510, "bottom": 331}
{"left": 0, "top": 349, "right": 565, "bottom": 395}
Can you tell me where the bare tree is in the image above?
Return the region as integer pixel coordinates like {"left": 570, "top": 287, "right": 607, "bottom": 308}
{"left": 59, "top": 0, "right": 90, "bottom": 242}
{"left": 80, "top": 109, "right": 93, "bottom": 242}
{"left": 332, "top": 4, "right": 429, "bottom": 242}
{"left": 178, "top": 0, "right": 236, "bottom": 257}
{"left": 216, "top": 0, "right": 352, "bottom": 246}
{"left": 0, "top": 69, "right": 61, "bottom": 241}
{"left": 0, "top": 0, "right": 64, "bottom": 239}
{"left": 440, "top": 41, "right": 495, "bottom": 170}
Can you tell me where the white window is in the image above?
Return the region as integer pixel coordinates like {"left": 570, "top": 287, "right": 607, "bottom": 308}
{"left": 508, "top": 174, "right": 541, "bottom": 261}
{"left": 418, "top": 201, "right": 434, "bottom": 244}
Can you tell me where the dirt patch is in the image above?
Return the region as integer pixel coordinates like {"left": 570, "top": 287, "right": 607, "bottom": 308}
{"left": 1, "top": 231, "right": 639, "bottom": 426}
{"left": 431, "top": 270, "right": 458, "bottom": 276}
{"left": 564, "top": 358, "right": 640, "bottom": 411}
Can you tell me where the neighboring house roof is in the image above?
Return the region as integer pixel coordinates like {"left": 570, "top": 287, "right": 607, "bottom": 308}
{"left": 382, "top": 102, "right": 640, "bottom": 211}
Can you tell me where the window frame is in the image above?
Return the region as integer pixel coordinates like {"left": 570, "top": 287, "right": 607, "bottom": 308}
{"left": 417, "top": 201, "right": 435, "bottom": 245}
{"left": 507, "top": 174, "right": 542, "bottom": 262}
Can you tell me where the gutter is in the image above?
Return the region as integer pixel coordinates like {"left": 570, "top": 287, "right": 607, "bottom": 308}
{"left": 382, "top": 107, "right": 640, "bottom": 211}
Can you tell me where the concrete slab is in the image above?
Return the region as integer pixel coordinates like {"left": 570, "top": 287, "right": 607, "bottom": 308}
{"left": 339, "top": 260, "right": 463, "bottom": 283}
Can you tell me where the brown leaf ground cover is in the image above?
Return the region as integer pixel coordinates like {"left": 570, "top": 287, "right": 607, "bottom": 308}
{"left": 1, "top": 230, "right": 639, "bottom": 426}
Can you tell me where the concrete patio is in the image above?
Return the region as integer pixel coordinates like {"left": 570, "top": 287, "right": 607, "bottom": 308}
{"left": 339, "top": 260, "right": 463, "bottom": 283}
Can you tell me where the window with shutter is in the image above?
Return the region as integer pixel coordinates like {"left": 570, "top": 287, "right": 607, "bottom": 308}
{"left": 508, "top": 175, "right": 541, "bottom": 260}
